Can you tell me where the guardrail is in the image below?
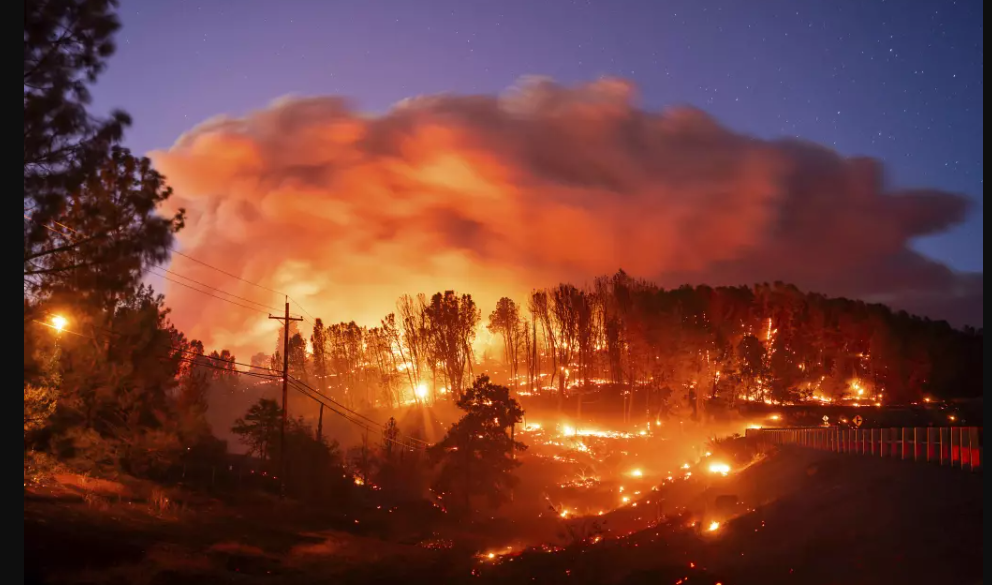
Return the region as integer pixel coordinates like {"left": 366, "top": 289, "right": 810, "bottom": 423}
{"left": 745, "top": 426, "right": 982, "bottom": 472}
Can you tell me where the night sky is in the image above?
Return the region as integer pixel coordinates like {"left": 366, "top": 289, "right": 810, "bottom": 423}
{"left": 92, "top": 0, "right": 982, "bottom": 273}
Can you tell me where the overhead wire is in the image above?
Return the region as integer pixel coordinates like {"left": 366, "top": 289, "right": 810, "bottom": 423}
{"left": 148, "top": 266, "right": 280, "bottom": 312}
{"left": 31, "top": 321, "right": 431, "bottom": 451}
{"left": 23, "top": 214, "right": 305, "bottom": 319}
{"left": 149, "top": 271, "right": 273, "bottom": 315}
{"left": 287, "top": 373, "right": 430, "bottom": 448}
{"left": 35, "top": 311, "right": 276, "bottom": 374}
{"left": 25, "top": 218, "right": 435, "bottom": 448}
{"left": 286, "top": 379, "right": 426, "bottom": 452}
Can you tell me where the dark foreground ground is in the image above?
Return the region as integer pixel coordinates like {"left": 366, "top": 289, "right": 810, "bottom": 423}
{"left": 24, "top": 447, "right": 982, "bottom": 585}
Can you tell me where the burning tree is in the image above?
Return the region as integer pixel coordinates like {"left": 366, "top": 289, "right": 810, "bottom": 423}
{"left": 430, "top": 375, "right": 526, "bottom": 514}
{"left": 488, "top": 297, "right": 522, "bottom": 386}
{"left": 423, "top": 291, "right": 480, "bottom": 395}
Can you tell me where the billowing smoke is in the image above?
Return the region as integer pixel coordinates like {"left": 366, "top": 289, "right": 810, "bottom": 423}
{"left": 151, "top": 77, "right": 981, "bottom": 360}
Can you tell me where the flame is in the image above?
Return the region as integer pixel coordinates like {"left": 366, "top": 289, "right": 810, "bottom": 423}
{"left": 708, "top": 463, "right": 731, "bottom": 476}
{"left": 708, "top": 521, "right": 721, "bottom": 532}
{"left": 415, "top": 383, "right": 429, "bottom": 399}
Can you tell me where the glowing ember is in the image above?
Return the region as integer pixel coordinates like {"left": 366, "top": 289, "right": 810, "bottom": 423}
{"left": 630, "top": 469, "right": 644, "bottom": 478}
{"left": 769, "top": 414, "right": 781, "bottom": 421}
{"left": 562, "top": 425, "right": 577, "bottom": 437}
{"left": 354, "top": 477, "right": 364, "bottom": 486}
{"left": 708, "top": 521, "right": 721, "bottom": 532}
{"left": 621, "top": 496, "right": 631, "bottom": 504}
{"left": 708, "top": 463, "right": 731, "bottom": 476}
{"left": 682, "top": 463, "right": 691, "bottom": 470}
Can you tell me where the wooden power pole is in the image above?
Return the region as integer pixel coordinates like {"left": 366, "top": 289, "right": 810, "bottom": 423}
{"left": 269, "top": 298, "right": 303, "bottom": 496}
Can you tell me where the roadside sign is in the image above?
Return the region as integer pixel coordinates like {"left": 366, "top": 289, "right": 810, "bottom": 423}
{"left": 852, "top": 415, "right": 863, "bottom": 428}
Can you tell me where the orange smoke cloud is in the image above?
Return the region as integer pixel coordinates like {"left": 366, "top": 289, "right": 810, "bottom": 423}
{"left": 151, "top": 77, "right": 980, "bottom": 358}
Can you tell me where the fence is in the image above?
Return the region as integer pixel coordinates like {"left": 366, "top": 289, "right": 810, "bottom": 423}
{"left": 745, "top": 426, "right": 982, "bottom": 471}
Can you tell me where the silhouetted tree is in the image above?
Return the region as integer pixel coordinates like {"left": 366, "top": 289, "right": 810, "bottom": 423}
{"left": 424, "top": 291, "right": 480, "bottom": 395}
{"left": 232, "top": 399, "right": 281, "bottom": 463}
{"left": 430, "top": 375, "right": 526, "bottom": 514}
{"left": 488, "top": 297, "right": 522, "bottom": 386}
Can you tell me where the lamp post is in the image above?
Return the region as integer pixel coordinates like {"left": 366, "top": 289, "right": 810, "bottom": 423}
{"left": 50, "top": 315, "right": 67, "bottom": 348}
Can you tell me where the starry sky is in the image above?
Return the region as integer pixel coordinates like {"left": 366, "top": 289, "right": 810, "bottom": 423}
{"left": 91, "top": 0, "right": 982, "bottom": 273}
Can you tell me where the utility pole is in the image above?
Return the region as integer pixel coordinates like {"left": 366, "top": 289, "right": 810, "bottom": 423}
{"left": 269, "top": 298, "right": 303, "bottom": 496}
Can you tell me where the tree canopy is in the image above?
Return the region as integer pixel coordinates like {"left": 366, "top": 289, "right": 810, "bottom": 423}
{"left": 430, "top": 375, "right": 526, "bottom": 514}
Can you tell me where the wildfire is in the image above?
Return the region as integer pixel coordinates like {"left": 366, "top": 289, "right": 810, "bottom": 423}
{"left": 415, "top": 383, "right": 429, "bottom": 400}
{"left": 707, "top": 463, "right": 731, "bottom": 476}
{"left": 630, "top": 469, "right": 644, "bottom": 478}
{"left": 708, "top": 521, "right": 721, "bottom": 532}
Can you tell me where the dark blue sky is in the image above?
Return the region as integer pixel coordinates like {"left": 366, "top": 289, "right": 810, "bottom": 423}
{"left": 92, "top": 0, "right": 982, "bottom": 272}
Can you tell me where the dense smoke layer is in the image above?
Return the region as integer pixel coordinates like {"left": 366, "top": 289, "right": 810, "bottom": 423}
{"left": 152, "top": 78, "right": 981, "bottom": 359}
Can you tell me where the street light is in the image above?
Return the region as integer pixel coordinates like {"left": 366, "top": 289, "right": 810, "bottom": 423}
{"left": 50, "top": 315, "right": 68, "bottom": 333}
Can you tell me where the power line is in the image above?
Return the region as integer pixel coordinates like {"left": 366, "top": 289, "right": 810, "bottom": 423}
{"left": 149, "top": 266, "right": 279, "bottom": 312}
{"left": 287, "top": 373, "right": 429, "bottom": 447}
{"left": 173, "top": 355, "right": 280, "bottom": 381}
{"left": 287, "top": 379, "right": 425, "bottom": 452}
{"left": 36, "top": 311, "right": 275, "bottom": 374}
{"left": 169, "top": 344, "right": 274, "bottom": 373}
{"left": 31, "top": 318, "right": 426, "bottom": 451}
{"left": 25, "top": 214, "right": 324, "bottom": 329}
{"left": 169, "top": 248, "right": 284, "bottom": 297}
{"left": 152, "top": 272, "right": 272, "bottom": 316}
{"left": 289, "top": 297, "right": 318, "bottom": 323}
{"left": 287, "top": 374, "right": 385, "bottom": 429}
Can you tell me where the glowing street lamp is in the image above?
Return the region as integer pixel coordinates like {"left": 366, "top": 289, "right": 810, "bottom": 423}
{"left": 50, "top": 315, "right": 68, "bottom": 333}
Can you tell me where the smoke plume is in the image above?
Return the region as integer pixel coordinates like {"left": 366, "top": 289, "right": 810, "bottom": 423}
{"left": 151, "top": 77, "right": 981, "bottom": 359}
